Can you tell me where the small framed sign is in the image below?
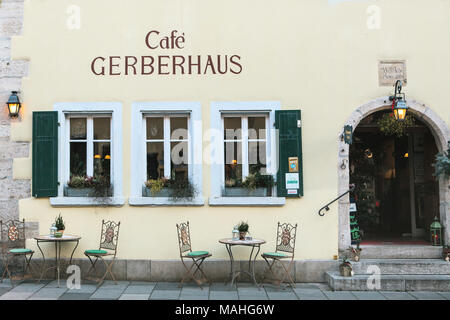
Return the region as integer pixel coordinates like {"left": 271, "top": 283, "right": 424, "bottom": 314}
{"left": 288, "top": 157, "right": 299, "bottom": 172}
{"left": 285, "top": 173, "right": 299, "bottom": 189}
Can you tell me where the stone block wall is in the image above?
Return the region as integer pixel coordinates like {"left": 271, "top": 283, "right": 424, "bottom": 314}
{"left": 0, "top": 0, "right": 33, "bottom": 230}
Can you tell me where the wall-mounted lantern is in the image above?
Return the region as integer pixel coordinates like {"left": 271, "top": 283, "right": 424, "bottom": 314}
{"left": 389, "top": 80, "right": 408, "bottom": 121}
{"left": 430, "top": 216, "right": 443, "bottom": 246}
{"left": 6, "top": 91, "right": 21, "bottom": 118}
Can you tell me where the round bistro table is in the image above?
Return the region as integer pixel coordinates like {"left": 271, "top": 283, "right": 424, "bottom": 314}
{"left": 34, "top": 234, "right": 81, "bottom": 287}
{"left": 219, "top": 238, "right": 266, "bottom": 288}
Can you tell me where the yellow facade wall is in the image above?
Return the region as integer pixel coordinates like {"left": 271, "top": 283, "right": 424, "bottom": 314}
{"left": 10, "top": 0, "right": 450, "bottom": 260}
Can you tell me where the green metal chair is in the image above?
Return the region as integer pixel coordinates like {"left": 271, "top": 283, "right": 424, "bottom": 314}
{"left": 0, "top": 219, "right": 35, "bottom": 286}
{"left": 176, "top": 221, "right": 212, "bottom": 289}
{"left": 260, "top": 222, "right": 298, "bottom": 288}
{"left": 84, "top": 220, "right": 120, "bottom": 287}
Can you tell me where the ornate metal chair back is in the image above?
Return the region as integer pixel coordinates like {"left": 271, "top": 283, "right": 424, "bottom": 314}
{"left": 275, "top": 222, "right": 298, "bottom": 255}
{"left": 176, "top": 221, "right": 192, "bottom": 256}
{"left": 0, "top": 219, "right": 26, "bottom": 254}
{"left": 99, "top": 220, "right": 121, "bottom": 255}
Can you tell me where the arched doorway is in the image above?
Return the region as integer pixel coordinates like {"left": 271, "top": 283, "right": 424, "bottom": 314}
{"left": 338, "top": 97, "right": 449, "bottom": 251}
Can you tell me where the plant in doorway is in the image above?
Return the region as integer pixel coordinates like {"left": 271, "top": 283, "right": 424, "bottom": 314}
{"left": 432, "top": 144, "right": 450, "bottom": 180}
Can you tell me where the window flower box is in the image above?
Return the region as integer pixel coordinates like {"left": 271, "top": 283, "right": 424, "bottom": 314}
{"left": 223, "top": 187, "right": 268, "bottom": 197}
{"left": 142, "top": 186, "right": 171, "bottom": 197}
{"left": 64, "top": 186, "right": 113, "bottom": 197}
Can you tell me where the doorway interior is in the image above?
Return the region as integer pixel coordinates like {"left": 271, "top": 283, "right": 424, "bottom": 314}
{"left": 349, "top": 110, "right": 440, "bottom": 244}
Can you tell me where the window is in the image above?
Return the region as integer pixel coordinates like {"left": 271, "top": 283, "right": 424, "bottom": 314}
{"left": 129, "top": 102, "right": 203, "bottom": 206}
{"left": 145, "top": 115, "right": 189, "bottom": 181}
{"left": 50, "top": 102, "right": 123, "bottom": 207}
{"left": 68, "top": 116, "right": 112, "bottom": 181}
{"left": 209, "top": 101, "right": 285, "bottom": 206}
{"left": 223, "top": 115, "right": 268, "bottom": 183}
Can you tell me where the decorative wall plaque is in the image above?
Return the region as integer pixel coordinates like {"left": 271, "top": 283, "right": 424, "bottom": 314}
{"left": 378, "top": 60, "right": 407, "bottom": 86}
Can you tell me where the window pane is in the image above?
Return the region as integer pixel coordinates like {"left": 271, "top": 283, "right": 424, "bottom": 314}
{"left": 249, "top": 141, "right": 267, "bottom": 174}
{"left": 224, "top": 141, "right": 242, "bottom": 182}
{"left": 146, "top": 117, "right": 164, "bottom": 140}
{"left": 170, "top": 117, "right": 188, "bottom": 140}
{"left": 94, "top": 142, "right": 111, "bottom": 179}
{"left": 248, "top": 117, "right": 266, "bottom": 140}
{"left": 70, "top": 142, "right": 86, "bottom": 177}
{"left": 94, "top": 118, "right": 111, "bottom": 140}
{"left": 171, "top": 141, "right": 188, "bottom": 180}
{"left": 224, "top": 117, "right": 242, "bottom": 140}
{"left": 147, "top": 142, "right": 164, "bottom": 180}
{"left": 70, "top": 118, "right": 87, "bottom": 140}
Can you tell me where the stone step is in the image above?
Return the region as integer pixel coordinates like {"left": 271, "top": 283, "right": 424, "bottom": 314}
{"left": 352, "top": 259, "right": 450, "bottom": 275}
{"left": 326, "top": 271, "right": 450, "bottom": 291}
{"left": 359, "top": 245, "right": 443, "bottom": 259}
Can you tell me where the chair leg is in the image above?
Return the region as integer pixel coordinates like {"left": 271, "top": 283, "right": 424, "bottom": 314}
{"left": 260, "top": 257, "right": 278, "bottom": 287}
{"left": 98, "top": 256, "right": 117, "bottom": 287}
{"left": 179, "top": 259, "right": 196, "bottom": 288}
{"left": 2, "top": 255, "right": 14, "bottom": 287}
{"left": 23, "top": 253, "right": 34, "bottom": 280}
{"left": 192, "top": 258, "right": 209, "bottom": 286}
{"left": 85, "top": 255, "right": 99, "bottom": 280}
{"left": 279, "top": 260, "right": 295, "bottom": 288}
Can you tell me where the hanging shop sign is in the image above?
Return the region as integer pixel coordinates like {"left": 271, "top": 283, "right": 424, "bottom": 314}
{"left": 90, "top": 30, "right": 243, "bottom": 76}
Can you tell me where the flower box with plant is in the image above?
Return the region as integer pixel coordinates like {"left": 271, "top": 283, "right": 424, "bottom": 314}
{"left": 54, "top": 214, "right": 65, "bottom": 237}
{"left": 143, "top": 172, "right": 197, "bottom": 202}
{"left": 65, "top": 175, "right": 113, "bottom": 197}
{"left": 143, "top": 178, "right": 171, "bottom": 197}
{"left": 223, "top": 172, "right": 275, "bottom": 197}
{"left": 237, "top": 221, "right": 249, "bottom": 240}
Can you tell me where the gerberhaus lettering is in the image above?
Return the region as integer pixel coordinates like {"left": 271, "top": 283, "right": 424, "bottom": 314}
{"left": 91, "top": 29, "right": 243, "bottom": 76}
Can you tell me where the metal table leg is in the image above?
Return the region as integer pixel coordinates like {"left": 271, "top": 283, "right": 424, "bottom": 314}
{"left": 36, "top": 240, "right": 46, "bottom": 284}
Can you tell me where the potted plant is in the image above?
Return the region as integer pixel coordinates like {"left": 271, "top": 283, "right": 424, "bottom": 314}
{"left": 339, "top": 256, "right": 353, "bottom": 277}
{"left": 349, "top": 243, "right": 362, "bottom": 262}
{"left": 143, "top": 178, "right": 170, "bottom": 197}
{"left": 54, "top": 214, "right": 65, "bottom": 237}
{"left": 223, "top": 172, "right": 275, "bottom": 197}
{"left": 443, "top": 245, "right": 450, "bottom": 262}
{"left": 237, "top": 221, "right": 249, "bottom": 240}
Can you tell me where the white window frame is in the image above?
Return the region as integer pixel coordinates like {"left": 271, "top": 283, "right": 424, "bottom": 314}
{"left": 50, "top": 102, "right": 124, "bottom": 207}
{"left": 66, "top": 115, "right": 112, "bottom": 180}
{"left": 209, "top": 101, "right": 285, "bottom": 206}
{"left": 129, "top": 102, "right": 203, "bottom": 206}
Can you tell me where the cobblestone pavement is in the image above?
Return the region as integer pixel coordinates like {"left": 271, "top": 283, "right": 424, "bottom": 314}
{"left": 0, "top": 280, "right": 447, "bottom": 300}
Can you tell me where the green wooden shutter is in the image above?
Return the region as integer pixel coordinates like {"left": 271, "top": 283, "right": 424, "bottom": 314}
{"left": 275, "top": 110, "right": 303, "bottom": 198}
{"left": 32, "top": 111, "right": 58, "bottom": 197}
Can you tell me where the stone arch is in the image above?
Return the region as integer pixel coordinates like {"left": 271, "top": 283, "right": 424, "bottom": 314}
{"left": 338, "top": 96, "right": 449, "bottom": 251}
